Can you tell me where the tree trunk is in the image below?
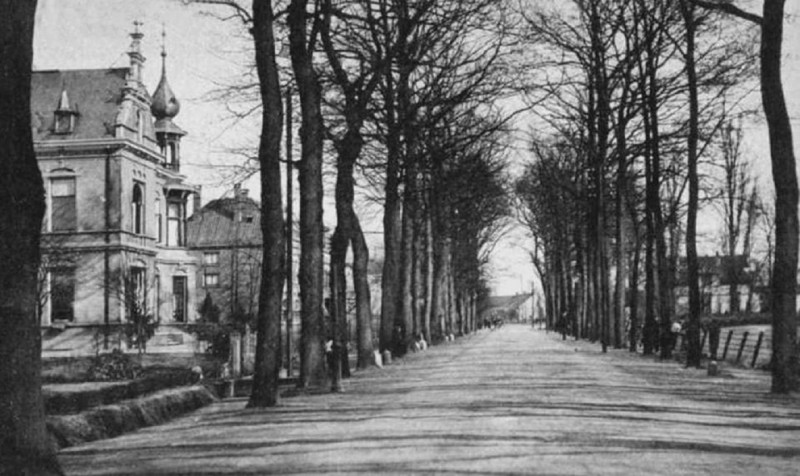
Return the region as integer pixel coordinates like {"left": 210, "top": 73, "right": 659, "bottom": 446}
{"left": 330, "top": 127, "right": 372, "bottom": 373}
{"left": 398, "top": 169, "right": 416, "bottom": 353}
{"left": 681, "top": 0, "right": 702, "bottom": 368}
{"left": 432, "top": 194, "right": 450, "bottom": 342}
{"left": 289, "top": 0, "right": 327, "bottom": 390}
{"left": 329, "top": 229, "right": 346, "bottom": 392}
{"left": 629, "top": 231, "right": 641, "bottom": 352}
{"left": 351, "top": 216, "right": 375, "bottom": 368}
{"left": 248, "top": 0, "right": 285, "bottom": 408}
{"left": 614, "top": 88, "right": 628, "bottom": 349}
{"left": 423, "top": 206, "right": 434, "bottom": 343}
{"left": 379, "top": 0, "right": 402, "bottom": 355}
{"left": 380, "top": 138, "right": 402, "bottom": 353}
{"left": 0, "top": 1, "right": 62, "bottom": 473}
{"left": 330, "top": 133, "right": 359, "bottom": 377}
{"left": 412, "top": 189, "right": 425, "bottom": 340}
{"left": 762, "top": 0, "right": 798, "bottom": 393}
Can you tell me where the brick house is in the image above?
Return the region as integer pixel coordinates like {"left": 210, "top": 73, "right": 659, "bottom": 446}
{"left": 187, "top": 185, "right": 263, "bottom": 322}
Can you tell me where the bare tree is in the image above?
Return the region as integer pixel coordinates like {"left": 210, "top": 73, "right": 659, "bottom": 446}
{"left": 715, "top": 120, "right": 756, "bottom": 314}
{"left": 319, "top": 0, "right": 383, "bottom": 371}
{"left": 692, "top": 0, "right": 798, "bottom": 393}
{"left": 288, "top": 0, "right": 329, "bottom": 390}
{"left": 185, "top": 0, "right": 286, "bottom": 406}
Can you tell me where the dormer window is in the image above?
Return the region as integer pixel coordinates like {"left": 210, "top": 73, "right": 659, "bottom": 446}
{"left": 54, "top": 112, "right": 77, "bottom": 134}
{"left": 54, "top": 89, "right": 78, "bottom": 135}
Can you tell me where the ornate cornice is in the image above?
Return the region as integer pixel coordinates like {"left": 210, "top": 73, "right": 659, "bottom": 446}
{"left": 34, "top": 138, "right": 162, "bottom": 165}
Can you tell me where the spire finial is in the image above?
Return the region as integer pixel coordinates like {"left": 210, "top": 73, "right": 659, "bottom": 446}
{"left": 161, "top": 23, "right": 167, "bottom": 59}
{"left": 127, "top": 20, "right": 146, "bottom": 87}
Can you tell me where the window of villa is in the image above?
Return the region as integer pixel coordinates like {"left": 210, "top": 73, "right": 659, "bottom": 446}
{"left": 132, "top": 182, "right": 144, "bottom": 235}
{"left": 167, "top": 199, "right": 186, "bottom": 247}
{"left": 204, "top": 273, "right": 219, "bottom": 288}
{"left": 204, "top": 252, "right": 219, "bottom": 265}
{"left": 50, "top": 177, "right": 76, "bottom": 231}
{"left": 50, "top": 268, "right": 75, "bottom": 322}
{"left": 128, "top": 267, "right": 147, "bottom": 319}
{"left": 54, "top": 111, "right": 76, "bottom": 134}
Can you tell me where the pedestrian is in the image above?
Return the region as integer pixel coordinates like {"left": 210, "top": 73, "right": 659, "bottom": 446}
{"left": 670, "top": 320, "right": 682, "bottom": 355}
{"left": 708, "top": 318, "right": 721, "bottom": 360}
{"left": 323, "top": 298, "right": 336, "bottom": 377}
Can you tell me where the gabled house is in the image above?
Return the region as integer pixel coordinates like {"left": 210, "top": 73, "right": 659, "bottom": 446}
{"left": 35, "top": 27, "right": 200, "bottom": 354}
{"left": 187, "top": 185, "right": 263, "bottom": 321}
{"left": 673, "top": 254, "right": 759, "bottom": 315}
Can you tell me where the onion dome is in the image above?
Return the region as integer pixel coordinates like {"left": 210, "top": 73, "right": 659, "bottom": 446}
{"left": 150, "top": 31, "right": 180, "bottom": 120}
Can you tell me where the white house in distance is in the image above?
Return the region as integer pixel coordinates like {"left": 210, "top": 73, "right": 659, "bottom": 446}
{"left": 480, "top": 293, "right": 535, "bottom": 324}
{"left": 673, "top": 255, "right": 760, "bottom": 316}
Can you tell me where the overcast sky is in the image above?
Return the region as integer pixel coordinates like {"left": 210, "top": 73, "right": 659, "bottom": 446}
{"left": 33, "top": 0, "right": 800, "bottom": 297}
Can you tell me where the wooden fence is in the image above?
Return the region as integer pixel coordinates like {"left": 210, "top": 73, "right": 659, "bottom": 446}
{"left": 677, "top": 325, "right": 772, "bottom": 369}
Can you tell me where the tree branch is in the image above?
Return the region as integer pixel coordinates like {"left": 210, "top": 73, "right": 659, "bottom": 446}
{"left": 182, "top": 0, "right": 253, "bottom": 24}
{"left": 690, "top": 0, "right": 762, "bottom": 25}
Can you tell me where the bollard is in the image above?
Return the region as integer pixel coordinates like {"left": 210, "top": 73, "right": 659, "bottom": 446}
{"left": 230, "top": 332, "right": 242, "bottom": 378}
{"left": 382, "top": 349, "right": 392, "bottom": 365}
{"left": 751, "top": 331, "right": 765, "bottom": 368}
{"left": 707, "top": 360, "right": 720, "bottom": 377}
{"left": 722, "top": 330, "right": 734, "bottom": 360}
{"left": 735, "top": 331, "right": 749, "bottom": 364}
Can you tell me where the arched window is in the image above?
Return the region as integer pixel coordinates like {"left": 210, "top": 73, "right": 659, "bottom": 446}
{"left": 50, "top": 175, "right": 76, "bottom": 231}
{"left": 132, "top": 182, "right": 144, "bottom": 235}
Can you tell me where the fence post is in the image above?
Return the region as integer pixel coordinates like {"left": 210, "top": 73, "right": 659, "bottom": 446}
{"left": 722, "top": 330, "right": 734, "bottom": 360}
{"left": 751, "top": 331, "right": 765, "bottom": 368}
{"left": 735, "top": 331, "right": 749, "bottom": 364}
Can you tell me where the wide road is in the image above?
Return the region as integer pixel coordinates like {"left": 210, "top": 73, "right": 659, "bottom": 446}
{"left": 61, "top": 325, "right": 800, "bottom": 475}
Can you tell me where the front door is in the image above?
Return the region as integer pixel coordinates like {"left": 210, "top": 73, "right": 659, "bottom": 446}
{"left": 172, "top": 276, "right": 187, "bottom": 322}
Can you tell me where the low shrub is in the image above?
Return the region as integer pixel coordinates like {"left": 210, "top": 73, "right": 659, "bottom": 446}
{"left": 45, "top": 367, "right": 199, "bottom": 415}
{"left": 47, "top": 386, "right": 216, "bottom": 448}
{"left": 86, "top": 349, "right": 141, "bottom": 381}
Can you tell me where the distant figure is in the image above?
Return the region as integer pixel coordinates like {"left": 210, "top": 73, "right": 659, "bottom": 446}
{"left": 708, "top": 319, "right": 722, "bottom": 360}
{"left": 191, "top": 365, "right": 203, "bottom": 383}
{"left": 670, "top": 320, "right": 682, "bottom": 355}
{"left": 323, "top": 298, "right": 336, "bottom": 377}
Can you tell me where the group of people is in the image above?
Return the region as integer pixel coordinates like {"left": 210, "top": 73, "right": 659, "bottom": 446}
{"left": 481, "top": 316, "right": 504, "bottom": 330}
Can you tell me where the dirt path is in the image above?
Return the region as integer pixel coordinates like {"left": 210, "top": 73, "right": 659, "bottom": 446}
{"left": 60, "top": 324, "right": 800, "bottom": 475}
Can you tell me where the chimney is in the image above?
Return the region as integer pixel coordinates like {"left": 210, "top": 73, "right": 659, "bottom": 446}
{"left": 234, "top": 183, "right": 249, "bottom": 201}
{"left": 193, "top": 186, "right": 202, "bottom": 215}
